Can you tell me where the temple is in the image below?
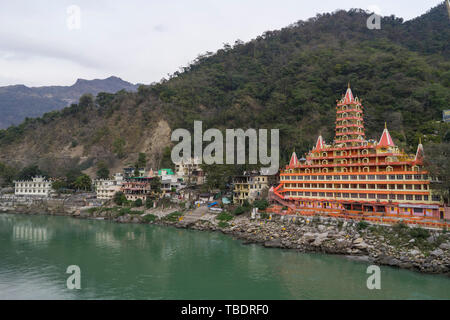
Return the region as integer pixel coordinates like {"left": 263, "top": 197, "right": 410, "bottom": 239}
{"left": 270, "top": 84, "right": 445, "bottom": 226}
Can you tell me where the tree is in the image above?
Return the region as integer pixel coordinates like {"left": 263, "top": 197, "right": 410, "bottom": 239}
{"left": 145, "top": 197, "right": 154, "bottom": 209}
{"left": 17, "top": 165, "right": 45, "bottom": 181}
{"left": 150, "top": 176, "right": 161, "bottom": 194}
{"left": 74, "top": 174, "right": 92, "bottom": 191}
{"left": 136, "top": 153, "right": 147, "bottom": 168}
{"left": 96, "top": 161, "right": 110, "bottom": 179}
{"left": 113, "top": 138, "right": 126, "bottom": 159}
{"left": 0, "top": 162, "right": 17, "bottom": 186}
{"left": 134, "top": 199, "right": 143, "bottom": 207}
{"left": 424, "top": 142, "right": 450, "bottom": 204}
{"left": 113, "top": 191, "right": 127, "bottom": 206}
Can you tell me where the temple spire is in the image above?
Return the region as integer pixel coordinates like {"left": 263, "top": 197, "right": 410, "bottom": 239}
{"left": 415, "top": 138, "right": 424, "bottom": 162}
{"left": 315, "top": 135, "right": 324, "bottom": 150}
{"left": 378, "top": 125, "right": 395, "bottom": 148}
{"left": 289, "top": 151, "right": 298, "bottom": 167}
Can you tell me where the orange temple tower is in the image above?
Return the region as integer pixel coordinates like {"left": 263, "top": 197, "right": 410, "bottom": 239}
{"left": 271, "top": 84, "right": 445, "bottom": 226}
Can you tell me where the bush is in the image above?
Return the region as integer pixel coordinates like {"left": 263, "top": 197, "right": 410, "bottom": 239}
{"left": 357, "top": 221, "right": 369, "bottom": 230}
{"left": 233, "top": 206, "right": 246, "bottom": 215}
{"left": 392, "top": 222, "right": 408, "bottom": 233}
{"left": 113, "top": 192, "right": 127, "bottom": 206}
{"left": 118, "top": 207, "right": 132, "bottom": 216}
{"left": 260, "top": 212, "right": 269, "bottom": 219}
{"left": 163, "top": 211, "right": 183, "bottom": 222}
{"left": 134, "top": 199, "right": 143, "bottom": 207}
{"left": 217, "top": 212, "right": 234, "bottom": 221}
{"left": 87, "top": 207, "right": 98, "bottom": 214}
{"left": 143, "top": 214, "right": 157, "bottom": 223}
{"left": 145, "top": 198, "right": 154, "bottom": 209}
{"left": 253, "top": 199, "right": 269, "bottom": 210}
{"left": 409, "top": 227, "right": 430, "bottom": 240}
{"left": 218, "top": 221, "right": 229, "bottom": 228}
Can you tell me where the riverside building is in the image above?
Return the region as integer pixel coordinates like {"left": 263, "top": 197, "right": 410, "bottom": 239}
{"left": 271, "top": 85, "right": 445, "bottom": 225}
{"left": 14, "top": 176, "right": 53, "bottom": 197}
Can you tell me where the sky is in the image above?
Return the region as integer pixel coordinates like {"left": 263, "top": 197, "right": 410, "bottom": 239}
{"left": 0, "top": 0, "right": 444, "bottom": 87}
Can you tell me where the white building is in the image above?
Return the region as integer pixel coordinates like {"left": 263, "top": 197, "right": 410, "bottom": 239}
{"left": 174, "top": 157, "right": 205, "bottom": 185}
{"left": 14, "top": 176, "right": 53, "bottom": 197}
{"left": 93, "top": 174, "right": 124, "bottom": 200}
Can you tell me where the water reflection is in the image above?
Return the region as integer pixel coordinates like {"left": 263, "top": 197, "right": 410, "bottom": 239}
{"left": 0, "top": 213, "right": 449, "bottom": 300}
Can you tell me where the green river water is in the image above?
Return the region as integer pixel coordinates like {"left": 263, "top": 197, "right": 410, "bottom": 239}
{"left": 0, "top": 213, "right": 449, "bottom": 300}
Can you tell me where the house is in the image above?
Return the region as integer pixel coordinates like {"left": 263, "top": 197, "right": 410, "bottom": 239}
{"left": 232, "top": 171, "right": 274, "bottom": 205}
{"left": 14, "top": 176, "right": 53, "bottom": 197}
{"left": 93, "top": 174, "right": 124, "bottom": 200}
{"left": 121, "top": 176, "right": 154, "bottom": 201}
{"left": 174, "top": 157, "right": 206, "bottom": 185}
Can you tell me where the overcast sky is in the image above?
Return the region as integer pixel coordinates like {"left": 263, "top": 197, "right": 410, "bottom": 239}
{"left": 0, "top": 0, "right": 443, "bottom": 87}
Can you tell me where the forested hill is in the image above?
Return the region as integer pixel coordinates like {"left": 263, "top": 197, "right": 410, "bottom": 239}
{"left": 0, "top": 3, "right": 448, "bottom": 178}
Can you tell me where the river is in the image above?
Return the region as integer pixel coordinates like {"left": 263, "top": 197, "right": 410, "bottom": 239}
{"left": 0, "top": 213, "right": 449, "bottom": 300}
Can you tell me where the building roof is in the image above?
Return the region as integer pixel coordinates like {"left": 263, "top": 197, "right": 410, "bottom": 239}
{"left": 158, "top": 169, "right": 174, "bottom": 175}
{"left": 378, "top": 124, "right": 395, "bottom": 148}
{"left": 289, "top": 151, "right": 298, "bottom": 167}
{"left": 342, "top": 84, "right": 354, "bottom": 104}
{"left": 315, "top": 135, "right": 324, "bottom": 150}
{"left": 415, "top": 139, "right": 424, "bottom": 162}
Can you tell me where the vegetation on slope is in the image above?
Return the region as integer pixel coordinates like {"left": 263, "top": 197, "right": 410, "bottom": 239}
{"left": 0, "top": 4, "right": 448, "bottom": 185}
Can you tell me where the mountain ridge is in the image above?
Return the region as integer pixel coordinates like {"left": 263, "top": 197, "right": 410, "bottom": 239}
{"left": 0, "top": 76, "right": 139, "bottom": 129}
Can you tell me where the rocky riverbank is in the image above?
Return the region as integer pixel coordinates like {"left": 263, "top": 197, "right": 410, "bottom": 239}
{"left": 3, "top": 203, "right": 450, "bottom": 275}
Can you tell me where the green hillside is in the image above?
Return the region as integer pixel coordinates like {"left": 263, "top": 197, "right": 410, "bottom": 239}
{"left": 0, "top": 3, "right": 448, "bottom": 180}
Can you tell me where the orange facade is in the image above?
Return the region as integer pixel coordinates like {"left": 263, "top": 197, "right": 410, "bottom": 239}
{"left": 271, "top": 85, "right": 443, "bottom": 220}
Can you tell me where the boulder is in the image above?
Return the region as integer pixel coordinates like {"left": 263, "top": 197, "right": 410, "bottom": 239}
{"left": 353, "top": 237, "right": 364, "bottom": 244}
{"left": 439, "top": 242, "right": 450, "bottom": 251}
{"left": 303, "top": 233, "right": 316, "bottom": 242}
{"left": 317, "top": 225, "right": 326, "bottom": 232}
{"left": 264, "top": 239, "right": 283, "bottom": 248}
{"left": 430, "top": 248, "right": 444, "bottom": 257}
{"left": 335, "top": 238, "right": 351, "bottom": 250}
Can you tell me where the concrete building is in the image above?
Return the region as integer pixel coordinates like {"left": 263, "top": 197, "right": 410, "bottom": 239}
{"left": 174, "top": 158, "right": 205, "bottom": 185}
{"left": 14, "top": 176, "right": 53, "bottom": 197}
{"left": 233, "top": 171, "right": 275, "bottom": 205}
{"left": 121, "top": 177, "right": 154, "bottom": 201}
{"left": 272, "top": 84, "right": 443, "bottom": 222}
{"left": 93, "top": 174, "right": 124, "bottom": 200}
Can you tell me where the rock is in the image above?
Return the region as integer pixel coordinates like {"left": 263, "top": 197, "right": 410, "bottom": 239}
{"left": 264, "top": 239, "right": 282, "bottom": 248}
{"left": 303, "top": 233, "right": 316, "bottom": 242}
{"left": 312, "top": 238, "right": 324, "bottom": 246}
{"left": 409, "top": 239, "right": 415, "bottom": 243}
{"left": 409, "top": 249, "right": 420, "bottom": 256}
{"left": 317, "top": 225, "right": 326, "bottom": 232}
{"left": 353, "top": 237, "right": 364, "bottom": 244}
{"left": 353, "top": 242, "right": 369, "bottom": 250}
{"left": 346, "top": 255, "right": 371, "bottom": 263}
{"left": 377, "top": 254, "right": 400, "bottom": 267}
{"left": 335, "top": 238, "right": 350, "bottom": 250}
{"left": 427, "top": 235, "right": 437, "bottom": 244}
{"left": 439, "top": 243, "right": 450, "bottom": 250}
{"left": 430, "top": 249, "right": 444, "bottom": 257}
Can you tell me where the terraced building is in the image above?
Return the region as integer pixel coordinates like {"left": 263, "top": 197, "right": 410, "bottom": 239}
{"left": 271, "top": 85, "right": 445, "bottom": 224}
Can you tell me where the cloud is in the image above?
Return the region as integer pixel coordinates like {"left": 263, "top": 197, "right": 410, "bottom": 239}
{"left": 0, "top": 32, "right": 107, "bottom": 69}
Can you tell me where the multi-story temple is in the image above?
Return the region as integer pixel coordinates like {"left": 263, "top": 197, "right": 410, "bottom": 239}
{"left": 271, "top": 84, "right": 444, "bottom": 223}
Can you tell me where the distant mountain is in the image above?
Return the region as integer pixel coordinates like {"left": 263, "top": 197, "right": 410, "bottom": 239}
{"left": 0, "top": 76, "right": 139, "bottom": 128}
